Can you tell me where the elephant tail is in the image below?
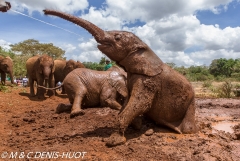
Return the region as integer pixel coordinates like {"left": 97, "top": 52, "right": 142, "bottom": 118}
{"left": 37, "top": 84, "right": 63, "bottom": 91}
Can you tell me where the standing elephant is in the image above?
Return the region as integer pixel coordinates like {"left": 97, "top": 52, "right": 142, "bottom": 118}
{"left": 54, "top": 59, "right": 85, "bottom": 94}
{"left": 44, "top": 10, "right": 197, "bottom": 146}
{"left": 0, "top": 56, "right": 14, "bottom": 85}
{"left": 39, "top": 68, "right": 128, "bottom": 118}
{"left": 26, "top": 54, "right": 55, "bottom": 99}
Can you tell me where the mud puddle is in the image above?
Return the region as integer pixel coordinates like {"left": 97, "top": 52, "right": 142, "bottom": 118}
{"left": 212, "top": 121, "right": 240, "bottom": 133}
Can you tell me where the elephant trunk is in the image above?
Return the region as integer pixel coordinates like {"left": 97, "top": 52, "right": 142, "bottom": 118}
{"left": 9, "top": 70, "right": 14, "bottom": 84}
{"left": 43, "top": 68, "right": 51, "bottom": 80}
{"left": 43, "top": 10, "right": 105, "bottom": 42}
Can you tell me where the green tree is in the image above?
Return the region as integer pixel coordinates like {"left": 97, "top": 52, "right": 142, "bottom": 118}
{"left": 99, "top": 57, "right": 107, "bottom": 65}
{"left": 0, "top": 47, "right": 15, "bottom": 59}
{"left": 10, "top": 39, "right": 65, "bottom": 59}
{"left": 209, "top": 58, "right": 236, "bottom": 77}
{"left": 166, "top": 62, "right": 176, "bottom": 68}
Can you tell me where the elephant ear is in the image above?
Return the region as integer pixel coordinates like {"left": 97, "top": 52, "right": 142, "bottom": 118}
{"left": 108, "top": 71, "right": 128, "bottom": 98}
{"left": 119, "top": 47, "right": 163, "bottom": 76}
{"left": 37, "top": 58, "right": 42, "bottom": 74}
{"left": 52, "top": 63, "right": 55, "bottom": 73}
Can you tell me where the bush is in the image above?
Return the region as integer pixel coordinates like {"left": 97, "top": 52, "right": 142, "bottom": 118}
{"left": 0, "top": 85, "right": 9, "bottom": 93}
{"left": 216, "top": 81, "right": 233, "bottom": 98}
{"left": 202, "top": 80, "right": 212, "bottom": 88}
{"left": 233, "top": 83, "right": 240, "bottom": 97}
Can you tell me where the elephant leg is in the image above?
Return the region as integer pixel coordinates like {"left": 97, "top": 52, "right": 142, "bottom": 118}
{"left": 61, "top": 86, "right": 66, "bottom": 94}
{"left": 178, "top": 98, "right": 197, "bottom": 133}
{"left": 118, "top": 79, "right": 155, "bottom": 132}
{"left": 105, "top": 99, "right": 122, "bottom": 110}
{"left": 100, "top": 88, "right": 122, "bottom": 110}
{"left": 29, "top": 78, "right": 35, "bottom": 97}
{"left": 47, "top": 75, "right": 55, "bottom": 97}
{"left": 70, "top": 87, "right": 87, "bottom": 118}
{"left": 37, "top": 77, "right": 45, "bottom": 99}
{"left": 1, "top": 72, "right": 6, "bottom": 85}
{"left": 9, "top": 71, "right": 14, "bottom": 84}
{"left": 107, "top": 78, "right": 155, "bottom": 147}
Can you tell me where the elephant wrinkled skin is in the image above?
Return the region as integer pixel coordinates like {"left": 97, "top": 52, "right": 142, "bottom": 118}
{"left": 54, "top": 59, "right": 85, "bottom": 94}
{"left": 26, "top": 54, "right": 55, "bottom": 99}
{"left": 44, "top": 10, "right": 197, "bottom": 146}
{"left": 40, "top": 68, "right": 128, "bottom": 118}
{"left": 0, "top": 56, "right": 14, "bottom": 85}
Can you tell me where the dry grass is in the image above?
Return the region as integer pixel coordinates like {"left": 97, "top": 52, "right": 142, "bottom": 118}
{"left": 191, "top": 81, "right": 240, "bottom": 98}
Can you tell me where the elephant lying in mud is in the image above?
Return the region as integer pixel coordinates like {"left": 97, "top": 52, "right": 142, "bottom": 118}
{"left": 44, "top": 10, "right": 197, "bottom": 146}
{"left": 39, "top": 68, "right": 128, "bottom": 118}
{"left": 54, "top": 59, "right": 85, "bottom": 94}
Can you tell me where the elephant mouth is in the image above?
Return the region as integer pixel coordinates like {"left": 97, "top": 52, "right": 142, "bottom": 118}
{"left": 97, "top": 42, "right": 112, "bottom": 50}
{"left": 98, "top": 41, "right": 112, "bottom": 47}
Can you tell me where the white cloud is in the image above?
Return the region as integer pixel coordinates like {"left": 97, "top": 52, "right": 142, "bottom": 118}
{"left": 80, "top": 7, "right": 122, "bottom": 30}
{"left": 10, "top": 0, "right": 89, "bottom": 14}
{"left": 4, "top": 0, "right": 240, "bottom": 66}
{"left": 105, "top": 0, "right": 233, "bottom": 22}
{"left": 0, "top": 39, "right": 11, "bottom": 50}
{"left": 65, "top": 38, "right": 104, "bottom": 62}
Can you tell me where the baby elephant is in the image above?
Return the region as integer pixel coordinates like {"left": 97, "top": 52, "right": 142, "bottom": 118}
{"left": 41, "top": 68, "right": 128, "bottom": 118}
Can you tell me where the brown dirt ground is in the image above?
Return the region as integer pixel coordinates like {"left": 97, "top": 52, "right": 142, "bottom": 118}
{"left": 0, "top": 83, "right": 240, "bottom": 161}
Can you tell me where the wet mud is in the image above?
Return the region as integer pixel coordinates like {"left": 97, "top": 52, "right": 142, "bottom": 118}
{"left": 0, "top": 87, "right": 240, "bottom": 160}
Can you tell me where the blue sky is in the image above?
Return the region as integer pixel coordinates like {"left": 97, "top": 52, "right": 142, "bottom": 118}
{"left": 1, "top": 0, "right": 240, "bottom": 66}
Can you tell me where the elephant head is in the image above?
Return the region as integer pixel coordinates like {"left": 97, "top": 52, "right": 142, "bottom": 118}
{"left": 43, "top": 10, "right": 163, "bottom": 77}
{"left": 63, "top": 59, "right": 85, "bottom": 76}
{"left": 37, "top": 54, "right": 55, "bottom": 80}
{"left": 108, "top": 71, "right": 128, "bottom": 107}
{"left": 76, "top": 60, "right": 85, "bottom": 68}
{"left": 0, "top": 56, "right": 14, "bottom": 84}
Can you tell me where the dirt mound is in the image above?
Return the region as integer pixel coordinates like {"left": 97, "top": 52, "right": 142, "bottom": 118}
{"left": 0, "top": 87, "right": 240, "bottom": 160}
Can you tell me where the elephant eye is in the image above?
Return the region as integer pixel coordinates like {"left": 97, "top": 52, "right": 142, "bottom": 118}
{"left": 115, "top": 34, "right": 121, "bottom": 41}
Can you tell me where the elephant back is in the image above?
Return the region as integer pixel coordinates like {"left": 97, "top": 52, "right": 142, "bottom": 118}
{"left": 54, "top": 59, "right": 66, "bottom": 82}
{"left": 26, "top": 55, "right": 40, "bottom": 75}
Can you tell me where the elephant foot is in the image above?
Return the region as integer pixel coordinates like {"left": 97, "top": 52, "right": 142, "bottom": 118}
{"left": 130, "top": 116, "right": 142, "bottom": 130}
{"left": 38, "top": 95, "right": 45, "bottom": 100}
{"left": 70, "top": 109, "right": 85, "bottom": 118}
{"left": 30, "top": 94, "right": 35, "bottom": 97}
{"left": 56, "top": 103, "right": 72, "bottom": 114}
{"left": 106, "top": 132, "right": 126, "bottom": 147}
{"left": 49, "top": 95, "right": 55, "bottom": 100}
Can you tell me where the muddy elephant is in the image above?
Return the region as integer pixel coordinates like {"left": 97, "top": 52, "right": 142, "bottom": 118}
{"left": 44, "top": 10, "right": 197, "bottom": 146}
{"left": 54, "top": 59, "right": 85, "bottom": 94}
{"left": 39, "top": 68, "right": 128, "bottom": 118}
{"left": 26, "top": 54, "right": 55, "bottom": 99}
{"left": 0, "top": 56, "right": 13, "bottom": 85}
{"left": 0, "top": 1, "right": 11, "bottom": 12}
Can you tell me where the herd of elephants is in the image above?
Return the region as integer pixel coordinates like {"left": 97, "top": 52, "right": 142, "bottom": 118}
{"left": 0, "top": 7, "right": 198, "bottom": 147}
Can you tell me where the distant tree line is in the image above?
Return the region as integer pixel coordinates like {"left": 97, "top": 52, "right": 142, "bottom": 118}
{"left": 0, "top": 39, "right": 240, "bottom": 81}
{"left": 166, "top": 58, "right": 240, "bottom": 81}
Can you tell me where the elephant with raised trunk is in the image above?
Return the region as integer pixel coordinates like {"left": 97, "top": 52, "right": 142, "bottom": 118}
{"left": 44, "top": 10, "right": 197, "bottom": 146}
{"left": 39, "top": 68, "right": 128, "bottom": 118}
{"left": 54, "top": 59, "right": 85, "bottom": 94}
{"left": 26, "top": 54, "right": 55, "bottom": 99}
{"left": 0, "top": 56, "right": 14, "bottom": 85}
